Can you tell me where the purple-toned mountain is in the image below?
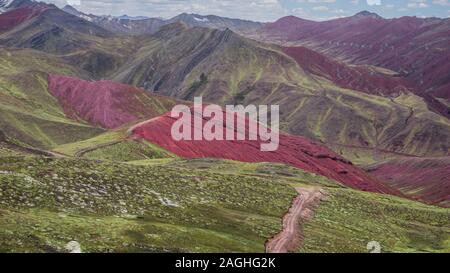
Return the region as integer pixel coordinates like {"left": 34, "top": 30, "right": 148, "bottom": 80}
{"left": 256, "top": 12, "right": 450, "bottom": 118}
{"left": 62, "top": 5, "right": 263, "bottom": 35}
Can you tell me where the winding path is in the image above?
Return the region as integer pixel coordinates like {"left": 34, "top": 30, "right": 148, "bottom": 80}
{"left": 266, "top": 188, "right": 323, "bottom": 253}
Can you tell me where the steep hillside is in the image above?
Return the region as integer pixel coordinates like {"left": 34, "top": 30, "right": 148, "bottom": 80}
{"left": 0, "top": 48, "right": 104, "bottom": 150}
{"left": 131, "top": 109, "right": 396, "bottom": 194}
{"left": 0, "top": 3, "right": 112, "bottom": 50}
{"left": 113, "top": 25, "right": 450, "bottom": 160}
{"left": 300, "top": 186, "right": 449, "bottom": 253}
{"left": 366, "top": 157, "right": 450, "bottom": 208}
{"left": 0, "top": 3, "right": 138, "bottom": 78}
{"left": 257, "top": 12, "right": 450, "bottom": 118}
{"left": 282, "top": 46, "right": 413, "bottom": 96}
{"left": 0, "top": 156, "right": 296, "bottom": 253}
{"left": 1, "top": 5, "right": 447, "bottom": 160}
{"left": 48, "top": 75, "right": 180, "bottom": 129}
{"left": 0, "top": 0, "right": 37, "bottom": 13}
{"left": 0, "top": 4, "right": 47, "bottom": 33}
{"left": 0, "top": 156, "right": 447, "bottom": 253}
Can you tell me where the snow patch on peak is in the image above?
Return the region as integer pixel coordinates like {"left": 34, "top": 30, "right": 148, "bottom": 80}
{"left": 0, "top": 0, "right": 14, "bottom": 8}
{"left": 194, "top": 16, "right": 209, "bottom": 22}
{"left": 0, "top": 0, "right": 15, "bottom": 13}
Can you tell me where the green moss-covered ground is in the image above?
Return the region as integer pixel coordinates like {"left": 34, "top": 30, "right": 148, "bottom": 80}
{"left": 0, "top": 157, "right": 296, "bottom": 253}
{"left": 0, "top": 156, "right": 448, "bottom": 253}
{"left": 83, "top": 140, "right": 175, "bottom": 162}
{"left": 299, "top": 188, "right": 450, "bottom": 253}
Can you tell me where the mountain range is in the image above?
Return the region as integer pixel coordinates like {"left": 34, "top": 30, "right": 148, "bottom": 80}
{"left": 61, "top": 4, "right": 263, "bottom": 35}
{"left": 0, "top": 0, "right": 448, "bottom": 253}
{"left": 257, "top": 11, "right": 450, "bottom": 118}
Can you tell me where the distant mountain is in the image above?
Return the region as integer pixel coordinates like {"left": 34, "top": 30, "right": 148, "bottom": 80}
{"left": 61, "top": 4, "right": 96, "bottom": 22}
{"left": 0, "top": 4, "right": 47, "bottom": 33}
{"left": 0, "top": 0, "right": 50, "bottom": 13}
{"left": 257, "top": 12, "right": 450, "bottom": 118}
{"left": 282, "top": 46, "right": 413, "bottom": 96}
{"left": 94, "top": 15, "right": 166, "bottom": 35}
{"left": 111, "top": 24, "right": 450, "bottom": 160}
{"left": 0, "top": 0, "right": 14, "bottom": 12}
{"left": 117, "top": 15, "right": 150, "bottom": 21}
{"left": 62, "top": 5, "right": 164, "bottom": 35}
{"left": 166, "top": 13, "right": 263, "bottom": 33}
{"left": 1, "top": 2, "right": 448, "bottom": 161}
{"left": 353, "top": 10, "right": 383, "bottom": 19}
{"left": 62, "top": 5, "right": 263, "bottom": 35}
{"left": 0, "top": 4, "right": 112, "bottom": 51}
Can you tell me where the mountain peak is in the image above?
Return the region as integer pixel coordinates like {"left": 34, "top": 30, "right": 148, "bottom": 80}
{"left": 62, "top": 4, "right": 77, "bottom": 13}
{"left": 0, "top": 0, "right": 31, "bottom": 12}
{"left": 354, "top": 10, "right": 382, "bottom": 19}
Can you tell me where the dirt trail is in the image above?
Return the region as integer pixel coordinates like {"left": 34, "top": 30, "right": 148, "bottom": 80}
{"left": 266, "top": 188, "right": 324, "bottom": 253}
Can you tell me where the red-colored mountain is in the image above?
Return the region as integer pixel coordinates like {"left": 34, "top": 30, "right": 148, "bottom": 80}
{"left": 48, "top": 75, "right": 178, "bottom": 129}
{"left": 132, "top": 110, "right": 399, "bottom": 195}
{"left": 0, "top": 5, "right": 48, "bottom": 33}
{"left": 367, "top": 157, "right": 450, "bottom": 208}
{"left": 260, "top": 12, "right": 450, "bottom": 118}
{"left": 282, "top": 46, "right": 412, "bottom": 95}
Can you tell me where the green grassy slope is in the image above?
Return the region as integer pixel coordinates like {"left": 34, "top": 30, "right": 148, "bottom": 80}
{"left": 83, "top": 140, "right": 175, "bottom": 162}
{"left": 0, "top": 48, "right": 104, "bottom": 149}
{"left": 110, "top": 26, "right": 450, "bottom": 161}
{"left": 0, "top": 157, "right": 295, "bottom": 253}
{"left": 52, "top": 131, "right": 127, "bottom": 156}
{"left": 0, "top": 7, "right": 138, "bottom": 79}
{"left": 2, "top": 17, "right": 448, "bottom": 161}
{"left": 0, "top": 156, "right": 448, "bottom": 253}
{"left": 299, "top": 188, "right": 450, "bottom": 253}
{"left": 157, "top": 159, "right": 450, "bottom": 253}
{"left": 52, "top": 130, "right": 176, "bottom": 161}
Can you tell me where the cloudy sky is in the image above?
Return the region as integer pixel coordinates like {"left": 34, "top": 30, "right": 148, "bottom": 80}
{"left": 45, "top": 0, "right": 450, "bottom": 22}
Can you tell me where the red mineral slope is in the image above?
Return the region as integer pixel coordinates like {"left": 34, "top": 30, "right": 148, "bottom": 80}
{"left": 282, "top": 46, "right": 412, "bottom": 95}
{"left": 132, "top": 109, "right": 399, "bottom": 194}
{"left": 48, "top": 74, "right": 178, "bottom": 129}
{"left": 367, "top": 157, "right": 450, "bottom": 208}
{"left": 260, "top": 13, "right": 450, "bottom": 118}
{"left": 0, "top": 5, "right": 47, "bottom": 33}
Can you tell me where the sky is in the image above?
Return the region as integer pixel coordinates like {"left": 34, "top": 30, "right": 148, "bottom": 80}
{"left": 44, "top": 0, "right": 450, "bottom": 22}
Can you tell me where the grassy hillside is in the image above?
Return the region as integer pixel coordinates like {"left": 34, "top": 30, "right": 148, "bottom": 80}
{"left": 299, "top": 187, "right": 450, "bottom": 253}
{"left": 0, "top": 6, "right": 139, "bottom": 78}
{"left": 53, "top": 130, "right": 176, "bottom": 161}
{"left": 162, "top": 159, "right": 450, "bottom": 253}
{"left": 0, "top": 156, "right": 296, "bottom": 253}
{"left": 83, "top": 140, "right": 175, "bottom": 162}
{"left": 110, "top": 25, "right": 450, "bottom": 161}
{"left": 0, "top": 156, "right": 448, "bottom": 253}
{"left": 0, "top": 48, "right": 104, "bottom": 149}
{"left": 1, "top": 13, "right": 448, "bottom": 160}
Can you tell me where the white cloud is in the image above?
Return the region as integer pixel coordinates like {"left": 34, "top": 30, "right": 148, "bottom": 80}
{"left": 312, "top": 6, "right": 329, "bottom": 11}
{"left": 367, "top": 0, "right": 381, "bottom": 5}
{"left": 407, "top": 0, "right": 429, "bottom": 8}
{"left": 432, "top": 0, "right": 449, "bottom": 6}
{"left": 44, "top": 0, "right": 287, "bottom": 22}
